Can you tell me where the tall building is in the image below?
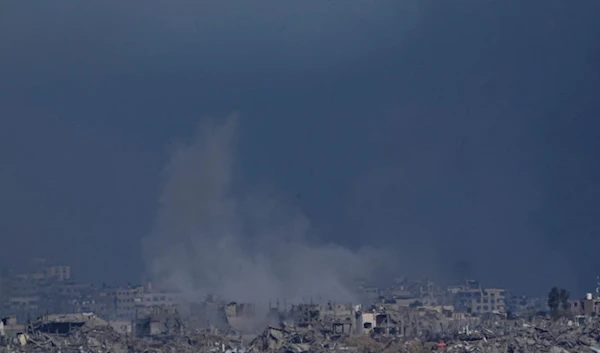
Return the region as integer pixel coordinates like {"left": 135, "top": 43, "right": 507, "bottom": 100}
{"left": 115, "top": 286, "right": 145, "bottom": 319}
{"left": 451, "top": 280, "right": 506, "bottom": 314}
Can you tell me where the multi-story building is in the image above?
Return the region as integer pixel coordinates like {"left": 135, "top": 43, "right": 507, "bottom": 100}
{"left": 115, "top": 286, "right": 145, "bottom": 319}
{"left": 133, "top": 292, "right": 182, "bottom": 308}
{"left": 44, "top": 265, "right": 71, "bottom": 281}
{"left": 451, "top": 280, "right": 505, "bottom": 315}
{"left": 2, "top": 295, "right": 42, "bottom": 322}
{"left": 571, "top": 293, "right": 600, "bottom": 317}
{"left": 28, "top": 259, "right": 71, "bottom": 282}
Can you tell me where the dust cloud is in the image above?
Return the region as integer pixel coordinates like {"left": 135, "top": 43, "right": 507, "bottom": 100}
{"left": 142, "top": 115, "right": 395, "bottom": 305}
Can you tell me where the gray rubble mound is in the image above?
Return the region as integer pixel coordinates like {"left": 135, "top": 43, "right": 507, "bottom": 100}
{"left": 2, "top": 316, "right": 600, "bottom": 353}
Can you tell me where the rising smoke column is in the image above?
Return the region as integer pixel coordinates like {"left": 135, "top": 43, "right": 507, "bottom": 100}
{"left": 143, "top": 115, "right": 394, "bottom": 304}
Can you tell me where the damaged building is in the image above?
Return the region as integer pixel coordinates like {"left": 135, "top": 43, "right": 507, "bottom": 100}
{"left": 133, "top": 306, "right": 184, "bottom": 337}
{"left": 31, "top": 313, "right": 107, "bottom": 335}
{"left": 285, "top": 302, "right": 356, "bottom": 336}
{"left": 449, "top": 280, "right": 506, "bottom": 315}
{"left": 224, "top": 302, "right": 258, "bottom": 332}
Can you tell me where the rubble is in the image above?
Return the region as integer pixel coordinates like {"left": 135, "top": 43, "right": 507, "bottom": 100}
{"left": 432, "top": 316, "right": 600, "bottom": 353}
{"left": 1, "top": 324, "right": 243, "bottom": 353}
{"left": 247, "top": 321, "right": 353, "bottom": 353}
{"left": 2, "top": 314, "right": 600, "bottom": 353}
{"left": 246, "top": 315, "right": 600, "bottom": 353}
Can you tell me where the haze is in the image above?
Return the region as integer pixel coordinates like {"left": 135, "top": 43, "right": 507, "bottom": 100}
{"left": 1, "top": 0, "right": 599, "bottom": 298}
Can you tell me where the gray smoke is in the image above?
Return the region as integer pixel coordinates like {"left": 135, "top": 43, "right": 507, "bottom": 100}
{"left": 143, "top": 115, "right": 395, "bottom": 305}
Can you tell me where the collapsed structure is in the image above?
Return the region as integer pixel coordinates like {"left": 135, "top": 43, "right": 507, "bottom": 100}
{"left": 2, "top": 307, "right": 600, "bottom": 353}
{"left": 2, "top": 268, "right": 599, "bottom": 353}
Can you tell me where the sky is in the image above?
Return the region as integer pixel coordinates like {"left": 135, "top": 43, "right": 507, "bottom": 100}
{"left": 1, "top": 0, "right": 599, "bottom": 298}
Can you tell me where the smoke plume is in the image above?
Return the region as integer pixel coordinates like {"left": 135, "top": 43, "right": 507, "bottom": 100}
{"left": 143, "top": 115, "right": 394, "bottom": 305}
